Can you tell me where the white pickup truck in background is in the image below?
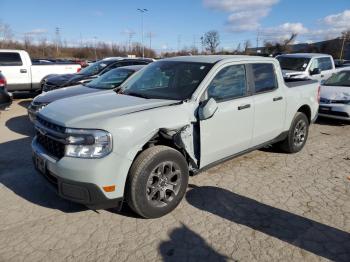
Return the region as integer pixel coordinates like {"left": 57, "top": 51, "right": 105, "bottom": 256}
{"left": 276, "top": 53, "right": 340, "bottom": 82}
{"left": 0, "top": 50, "right": 81, "bottom": 92}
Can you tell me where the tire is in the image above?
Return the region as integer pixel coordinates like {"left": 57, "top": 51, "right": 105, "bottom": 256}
{"left": 126, "top": 146, "right": 189, "bottom": 218}
{"left": 278, "top": 112, "right": 309, "bottom": 153}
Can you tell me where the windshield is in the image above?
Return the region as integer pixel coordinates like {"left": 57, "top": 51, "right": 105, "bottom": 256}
{"left": 79, "top": 60, "right": 117, "bottom": 76}
{"left": 121, "top": 61, "right": 213, "bottom": 100}
{"left": 86, "top": 68, "right": 134, "bottom": 89}
{"left": 324, "top": 71, "right": 350, "bottom": 87}
{"left": 277, "top": 57, "right": 310, "bottom": 71}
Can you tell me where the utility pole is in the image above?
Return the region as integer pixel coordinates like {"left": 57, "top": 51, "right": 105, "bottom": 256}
{"left": 146, "top": 32, "right": 154, "bottom": 50}
{"left": 55, "top": 27, "right": 61, "bottom": 56}
{"left": 256, "top": 29, "right": 260, "bottom": 48}
{"left": 137, "top": 8, "right": 148, "bottom": 58}
{"left": 93, "top": 36, "right": 97, "bottom": 61}
{"left": 127, "top": 31, "right": 135, "bottom": 52}
{"left": 177, "top": 35, "right": 181, "bottom": 53}
{"left": 340, "top": 33, "right": 347, "bottom": 61}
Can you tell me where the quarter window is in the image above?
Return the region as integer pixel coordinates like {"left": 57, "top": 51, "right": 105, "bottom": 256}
{"left": 0, "top": 52, "right": 23, "bottom": 66}
{"left": 251, "top": 63, "right": 277, "bottom": 93}
{"left": 207, "top": 64, "right": 247, "bottom": 101}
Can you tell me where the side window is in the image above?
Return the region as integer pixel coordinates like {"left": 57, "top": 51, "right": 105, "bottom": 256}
{"left": 318, "top": 57, "right": 333, "bottom": 71}
{"left": 0, "top": 52, "right": 23, "bottom": 66}
{"left": 207, "top": 64, "right": 247, "bottom": 101}
{"left": 251, "top": 63, "right": 277, "bottom": 94}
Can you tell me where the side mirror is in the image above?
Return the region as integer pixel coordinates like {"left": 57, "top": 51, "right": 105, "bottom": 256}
{"left": 310, "top": 68, "right": 321, "bottom": 75}
{"left": 198, "top": 98, "right": 218, "bottom": 120}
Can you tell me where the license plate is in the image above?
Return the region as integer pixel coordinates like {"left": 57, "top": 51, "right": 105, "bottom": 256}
{"left": 320, "top": 106, "right": 331, "bottom": 112}
{"left": 33, "top": 152, "right": 46, "bottom": 174}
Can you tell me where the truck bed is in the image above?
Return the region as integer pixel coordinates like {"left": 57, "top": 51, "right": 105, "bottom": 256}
{"left": 285, "top": 79, "right": 318, "bottom": 88}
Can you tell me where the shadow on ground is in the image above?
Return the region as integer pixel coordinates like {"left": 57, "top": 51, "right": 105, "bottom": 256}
{"left": 1, "top": 113, "right": 85, "bottom": 213}
{"left": 316, "top": 117, "right": 349, "bottom": 127}
{"left": 5, "top": 115, "right": 35, "bottom": 137}
{"left": 185, "top": 184, "right": 350, "bottom": 262}
{"left": 159, "top": 224, "right": 229, "bottom": 262}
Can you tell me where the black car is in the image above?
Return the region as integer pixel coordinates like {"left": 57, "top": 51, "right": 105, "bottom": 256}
{"left": 28, "top": 65, "right": 144, "bottom": 122}
{"left": 0, "top": 72, "right": 12, "bottom": 110}
{"left": 41, "top": 58, "right": 153, "bottom": 92}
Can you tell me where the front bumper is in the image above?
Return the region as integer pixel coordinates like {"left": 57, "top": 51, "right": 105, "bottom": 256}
{"left": 318, "top": 103, "right": 350, "bottom": 121}
{"left": 32, "top": 137, "right": 132, "bottom": 210}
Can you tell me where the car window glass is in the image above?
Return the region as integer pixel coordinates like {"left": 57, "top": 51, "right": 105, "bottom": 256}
{"left": 309, "top": 59, "right": 319, "bottom": 71}
{"left": 0, "top": 52, "right": 23, "bottom": 66}
{"left": 207, "top": 64, "right": 247, "bottom": 101}
{"left": 318, "top": 57, "right": 333, "bottom": 71}
{"left": 252, "top": 63, "right": 277, "bottom": 93}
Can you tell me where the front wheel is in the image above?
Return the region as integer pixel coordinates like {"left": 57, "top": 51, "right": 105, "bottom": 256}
{"left": 126, "top": 146, "right": 189, "bottom": 218}
{"left": 278, "top": 112, "right": 309, "bottom": 153}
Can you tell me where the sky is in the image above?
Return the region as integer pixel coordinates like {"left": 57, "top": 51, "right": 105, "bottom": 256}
{"left": 0, "top": 0, "right": 349, "bottom": 52}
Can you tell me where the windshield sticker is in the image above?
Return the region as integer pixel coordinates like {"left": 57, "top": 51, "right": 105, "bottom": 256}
{"left": 302, "top": 63, "right": 307, "bottom": 68}
{"left": 200, "top": 66, "right": 206, "bottom": 70}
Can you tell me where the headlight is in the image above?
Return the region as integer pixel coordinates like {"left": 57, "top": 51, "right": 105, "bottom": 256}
{"left": 64, "top": 128, "right": 112, "bottom": 158}
{"left": 31, "top": 102, "right": 48, "bottom": 112}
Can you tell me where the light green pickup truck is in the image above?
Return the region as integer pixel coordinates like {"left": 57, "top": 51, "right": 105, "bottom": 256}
{"left": 32, "top": 55, "right": 319, "bottom": 218}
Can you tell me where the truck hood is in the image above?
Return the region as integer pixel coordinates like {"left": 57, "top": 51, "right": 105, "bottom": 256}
{"left": 39, "top": 91, "right": 180, "bottom": 127}
{"left": 282, "top": 70, "right": 308, "bottom": 79}
{"left": 320, "top": 85, "right": 350, "bottom": 101}
{"left": 34, "top": 84, "right": 101, "bottom": 104}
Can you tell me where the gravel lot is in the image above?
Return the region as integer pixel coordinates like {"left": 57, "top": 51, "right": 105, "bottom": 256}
{"left": 0, "top": 99, "right": 350, "bottom": 262}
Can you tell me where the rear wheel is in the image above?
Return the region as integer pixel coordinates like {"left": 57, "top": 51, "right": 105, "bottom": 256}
{"left": 278, "top": 112, "right": 309, "bottom": 153}
{"left": 126, "top": 146, "right": 189, "bottom": 218}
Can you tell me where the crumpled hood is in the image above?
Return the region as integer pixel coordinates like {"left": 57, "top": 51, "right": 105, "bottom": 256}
{"left": 320, "top": 85, "right": 350, "bottom": 101}
{"left": 34, "top": 85, "right": 101, "bottom": 104}
{"left": 39, "top": 91, "right": 180, "bottom": 127}
{"left": 282, "top": 70, "right": 308, "bottom": 79}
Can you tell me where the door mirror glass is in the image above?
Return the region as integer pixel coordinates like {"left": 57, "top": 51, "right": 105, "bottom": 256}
{"left": 199, "top": 98, "right": 218, "bottom": 120}
{"left": 310, "top": 68, "right": 321, "bottom": 75}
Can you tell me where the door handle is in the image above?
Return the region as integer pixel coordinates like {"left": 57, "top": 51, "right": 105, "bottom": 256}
{"left": 20, "top": 69, "right": 27, "bottom": 73}
{"left": 273, "top": 96, "right": 283, "bottom": 102}
{"left": 238, "top": 104, "right": 251, "bottom": 110}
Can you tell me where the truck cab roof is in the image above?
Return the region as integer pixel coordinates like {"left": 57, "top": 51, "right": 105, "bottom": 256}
{"left": 277, "top": 53, "right": 332, "bottom": 59}
{"left": 162, "top": 55, "right": 277, "bottom": 64}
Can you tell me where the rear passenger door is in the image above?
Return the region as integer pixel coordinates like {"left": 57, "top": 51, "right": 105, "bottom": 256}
{"left": 0, "top": 52, "right": 31, "bottom": 91}
{"left": 249, "top": 63, "right": 286, "bottom": 146}
{"left": 199, "top": 64, "right": 254, "bottom": 167}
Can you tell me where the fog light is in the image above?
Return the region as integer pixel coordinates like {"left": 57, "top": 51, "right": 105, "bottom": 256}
{"left": 103, "top": 185, "right": 116, "bottom": 192}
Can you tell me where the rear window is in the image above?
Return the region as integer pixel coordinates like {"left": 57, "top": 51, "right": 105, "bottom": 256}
{"left": 0, "top": 52, "right": 23, "bottom": 66}
{"left": 251, "top": 63, "right": 277, "bottom": 93}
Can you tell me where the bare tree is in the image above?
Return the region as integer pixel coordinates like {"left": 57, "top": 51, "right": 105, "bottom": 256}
{"left": 244, "top": 40, "right": 251, "bottom": 54}
{"left": 203, "top": 30, "right": 220, "bottom": 54}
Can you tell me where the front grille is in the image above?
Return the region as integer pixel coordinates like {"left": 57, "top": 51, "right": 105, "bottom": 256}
{"left": 36, "top": 132, "right": 65, "bottom": 159}
{"left": 35, "top": 116, "right": 66, "bottom": 159}
{"left": 320, "top": 98, "right": 350, "bottom": 104}
{"left": 37, "top": 116, "right": 66, "bottom": 133}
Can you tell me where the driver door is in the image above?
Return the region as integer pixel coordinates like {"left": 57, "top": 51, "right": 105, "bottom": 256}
{"left": 199, "top": 64, "right": 254, "bottom": 168}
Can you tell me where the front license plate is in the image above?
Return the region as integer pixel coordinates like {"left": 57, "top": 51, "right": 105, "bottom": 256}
{"left": 33, "top": 152, "right": 46, "bottom": 174}
{"left": 320, "top": 106, "right": 331, "bottom": 112}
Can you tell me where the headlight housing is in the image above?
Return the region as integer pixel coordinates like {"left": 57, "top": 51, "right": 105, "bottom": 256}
{"left": 64, "top": 128, "right": 112, "bottom": 158}
{"left": 31, "top": 102, "right": 48, "bottom": 112}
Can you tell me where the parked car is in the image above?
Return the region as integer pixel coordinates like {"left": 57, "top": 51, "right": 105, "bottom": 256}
{"left": 32, "top": 55, "right": 319, "bottom": 218}
{"left": 41, "top": 57, "right": 153, "bottom": 92}
{"left": 276, "top": 53, "right": 340, "bottom": 81}
{"left": 319, "top": 70, "right": 350, "bottom": 121}
{"left": 0, "top": 50, "right": 81, "bottom": 92}
{"left": 28, "top": 65, "right": 144, "bottom": 122}
{"left": 0, "top": 72, "right": 12, "bottom": 110}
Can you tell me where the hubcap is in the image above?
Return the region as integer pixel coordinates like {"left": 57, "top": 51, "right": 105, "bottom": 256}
{"left": 293, "top": 120, "right": 307, "bottom": 147}
{"left": 146, "top": 161, "right": 182, "bottom": 207}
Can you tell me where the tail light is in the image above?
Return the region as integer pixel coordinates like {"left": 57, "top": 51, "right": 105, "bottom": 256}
{"left": 317, "top": 85, "right": 321, "bottom": 104}
{"left": 0, "top": 76, "right": 7, "bottom": 88}
{"left": 77, "top": 67, "right": 81, "bottom": 73}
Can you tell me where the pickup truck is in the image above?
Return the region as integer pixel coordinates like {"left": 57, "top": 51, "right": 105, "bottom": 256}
{"left": 277, "top": 53, "right": 340, "bottom": 82}
{"left": 0, "top": 50, "right": 81, "bottom": 92}
{"left": 31, "top": 55, "right": 320, "bottom": 218}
